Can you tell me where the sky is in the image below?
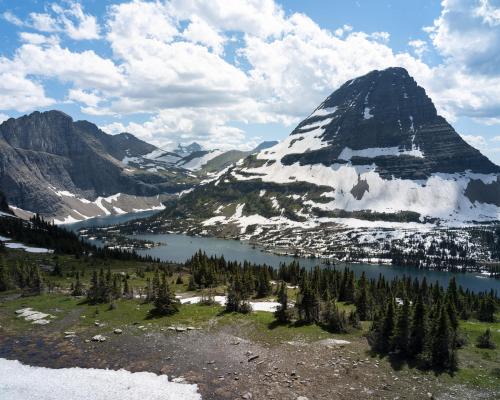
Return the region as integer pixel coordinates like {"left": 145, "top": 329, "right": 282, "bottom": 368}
{"left": 0, "top": 0, "right": 500, "bottom": 164}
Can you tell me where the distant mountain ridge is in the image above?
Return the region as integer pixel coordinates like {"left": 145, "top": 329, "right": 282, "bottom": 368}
{"left": 0, "top": 110, "right": 194, "bottom": 221}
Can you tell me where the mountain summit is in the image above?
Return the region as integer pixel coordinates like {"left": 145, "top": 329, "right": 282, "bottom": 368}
{"left": 153, "top": 67, "right": 500, "bottom": 235}
{"left": 272, "top": 67, "right": 499, "bottom": 178}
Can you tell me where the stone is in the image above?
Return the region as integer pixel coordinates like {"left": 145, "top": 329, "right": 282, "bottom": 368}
{"left": 113, "top": 328, "right": 123, "bottom": 334}
{"left": 91, "top": 334, "right": 106, "bottom": 342}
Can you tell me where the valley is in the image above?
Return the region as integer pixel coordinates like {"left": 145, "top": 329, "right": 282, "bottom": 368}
{"left": 1, "top": 66, "right": 499, "bottom": 400}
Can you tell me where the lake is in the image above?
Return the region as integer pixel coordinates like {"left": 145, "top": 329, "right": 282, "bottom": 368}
{"left": 68, "top": 212, "right": 500, "bottom": 293}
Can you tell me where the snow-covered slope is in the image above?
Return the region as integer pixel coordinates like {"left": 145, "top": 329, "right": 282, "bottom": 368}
{"left": 154, "top": 67, "right": 500, "bottom": 235}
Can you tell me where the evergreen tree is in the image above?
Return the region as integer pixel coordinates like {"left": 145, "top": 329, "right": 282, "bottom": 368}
{"left": 409, "top": 293, "right": 427, "bottom": 357}
{"left": 476, "top": 328, "right": 496, "bottom": 349}
{"left": 297, "top": 280, "right": 320, "bottom": 323}
{"left": 151, "top": 273, "right": 179, "bottom": 316}
{"left": 274, "top": 281, "right": 290, "bottom": 323}
{"left": 431, "top": 305, "right": 457, "bottom": 370}
{"left": 377, "top": 298, "right": 396, "bottom": 353}
{"left": 87, "top": 270, "right": 99, "bottom": 303}
{"left": 391, "top": 297, "right": 410, "bottom": 356}
{"left": 0, "top": 261, "right": 12, "bottom": 292}
{"left": 321, "top": 299, "right": 348, "bottom": 333}
{"left": 72, "top": 272, "right": 84, "bottom": 296}
{"left": 355, "top": 272, "right": 370, "bottom": 320}
{"left": 478, "top": 296, "right": 496, "bottom": 322}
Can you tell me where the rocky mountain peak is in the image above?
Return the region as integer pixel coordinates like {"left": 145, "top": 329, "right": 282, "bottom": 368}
{"left": 276, "top": 67, "right": 499, "bottom": 178}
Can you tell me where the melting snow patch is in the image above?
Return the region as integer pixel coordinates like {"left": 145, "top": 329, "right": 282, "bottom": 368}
{"left": 16, "top": 308, "right": 54, "bottom": 325}
{"left": 176, "top": 295, "right": 280, "bottom": 312}
{"left": 0, "top": 358, "right": 201, "bottom": 400}
{"left": 363, "top": 107, "right": 373, "bottom": 119}
{"left": 338, "top": 146, "right": 424, "bottom": 160}
{"left": 318, "top": 338, "right": 350, "bottom": 346}
{"left": 4, "top": 242, "right": 53, "bottom": 254}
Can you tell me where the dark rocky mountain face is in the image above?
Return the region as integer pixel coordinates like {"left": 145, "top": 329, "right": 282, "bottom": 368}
{"left": 0, "top": 190, "right": 12, "bottom": 215}
{"left": 281, "top": 67, "right": 499, "bottom": 179}
{"left": 0, "top": 111, "right": 193, "bottom": 218}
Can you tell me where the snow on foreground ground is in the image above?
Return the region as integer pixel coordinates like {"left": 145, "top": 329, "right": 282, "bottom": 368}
{"left": 0, "top": 235, "right": 53, "bottom": 254}
{"left": 177, "top": 295, "right": 280, "bottom": 312}
{"left": 0, "top": 358, "right": 202, "bottom": 400}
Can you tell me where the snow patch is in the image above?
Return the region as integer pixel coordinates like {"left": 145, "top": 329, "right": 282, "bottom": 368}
{"left": 338, "top": 146, "right": 424, "bottom": 160}
{"left": 0, "top": 358, "right": 201, "bottom": 400}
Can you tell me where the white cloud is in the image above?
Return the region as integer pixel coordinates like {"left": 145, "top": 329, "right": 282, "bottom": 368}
{"left": 6, "top": 2, "right": 100, "bottom": 40}
{"left": 475, "top": 0, "right": 500, "bottom": 26}
{"left": 67, "top": 89, "right": 101, "bottom": 107}
{"left": 460, "top": 134, "right": 488, "bottom": 149}
{"left": 408, "top": 39, "right": 428, "bottom": 58}
{"left": 19, "top": 32, "right": 59, "bottom": 45}
{"left": 0, "top": 67, "right": 54, "bottom": 112}
{"left": 426, "top": 0, "right": 500, "bottom": 75}
{"left": 0, "top": 113, "right": 10, "bottom": 123}
{"left": 2, "top": 11, "right": 23, "bottom": 26}
{"left": 100, "top": 108, "right": 252, "bottom": 151}
{"left": 182, "top": 16, "right": 226, "bottom": 55}
{"left": 169, "top": 0, "right": 287, "bottom": 38}
{"left": 14, "top": 44, "right": 124, "bottom": 91}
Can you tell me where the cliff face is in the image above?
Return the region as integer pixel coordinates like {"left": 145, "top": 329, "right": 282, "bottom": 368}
{"left": 282, "top": 67, "right": 499, "bottom": 179}
{"left": 0, "top": 111, "right": 190, "bottom": 218}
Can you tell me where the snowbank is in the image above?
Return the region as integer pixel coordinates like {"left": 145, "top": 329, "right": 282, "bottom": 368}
{"left": 4, "top": 242, "right": 53, "bottom": 254}
{"left": 177, "top": 295, "right": 280, "bottom": 312}
{"left": 0, "top": 358, "right": 201, "bottom": 400}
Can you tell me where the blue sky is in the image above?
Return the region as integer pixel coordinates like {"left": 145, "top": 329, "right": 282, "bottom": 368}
{"left": 0, "top": 0, "right": 499, "bottom": 164}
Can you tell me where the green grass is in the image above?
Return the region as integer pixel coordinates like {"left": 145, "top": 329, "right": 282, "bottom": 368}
{"left": 449, "top": 319, "right": 500, "bottom": 390}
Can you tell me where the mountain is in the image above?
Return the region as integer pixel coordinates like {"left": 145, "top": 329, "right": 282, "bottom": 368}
{"left": 0, "top": 190, "right": 13, "bottom": 215}
{"left": 149, "top": 67, "right": 500, "bottom": 238}
{"left": 174, "top": 142, "right": 203, "bottom": 157}
{"left": 198, "top": 141, "right": 279, "bottom": 173}
{"left": 0, "top": 111, "right": 196, "bottom": 222}
{"left": 174, "top": 141, "right": 279, "bottom": 172}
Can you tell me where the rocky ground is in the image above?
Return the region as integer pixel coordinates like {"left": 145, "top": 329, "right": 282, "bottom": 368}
{"left": 1, "top": 302, "right": 495, "bottom": 400}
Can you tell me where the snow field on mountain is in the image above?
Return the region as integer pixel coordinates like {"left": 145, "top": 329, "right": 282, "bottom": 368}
{"left": 232, "top": 159, "right": 500, "bottom": 223}
{"left": 257, "top": 128, "right": 329, "bottom": 161}
{"left": 338, "top": 146, "right": 424, "bottom": 160}
{"left": 179, "top": 150, "right": 225, "bottom": 171}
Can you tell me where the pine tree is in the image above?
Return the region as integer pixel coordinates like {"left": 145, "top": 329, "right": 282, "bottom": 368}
{"left": 297, "top": 280, "right": 320, "bottom": 324}
{"left": 0, "top": 261, "right": 12, "bottom": 292}
{"left": 377, "top": 298, "right": 396, "bottom": 353}
{"left": 476, "top": 328, "right": 496, "bottom": 349}
{"left": 72, "top": 272, "right": 84, "bottom": 296}
{"left": 355, "top": 272, "right": 370, "bottom": 320}
{"left": 409, "top": 293, "right": 427, "bottom": 357}
{"left": 478, "top": 296, "right": 496, "bottom": 322}
{"left": 226, "top": 282, "right": 241, "bottom": 312}
{"left": 87, "top": 270, "right": 99, "bottom": 303}
{"left": 321, "top": 299, "right": 348, "bottom": 333}
{"left": 187, "top": 275, "right": 196, "bottom": 291}
{"left": 274, "top": 281, "right": 290, "bottom": 323}
{"left": 257, "top": 269, "right": 272, "bottom": 298}
{"left": 431, "top": 305, "right": 457, "bottom": 370}
{"left": 151, "top": 273, "right": 179, "bottom": 316}
{"left": 391, "top": 297, "right": 410, "bottom": 356}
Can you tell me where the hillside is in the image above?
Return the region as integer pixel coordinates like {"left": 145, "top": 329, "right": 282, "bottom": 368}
{"left": 0, "top": 111, "right": 197, "bottom": 222}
